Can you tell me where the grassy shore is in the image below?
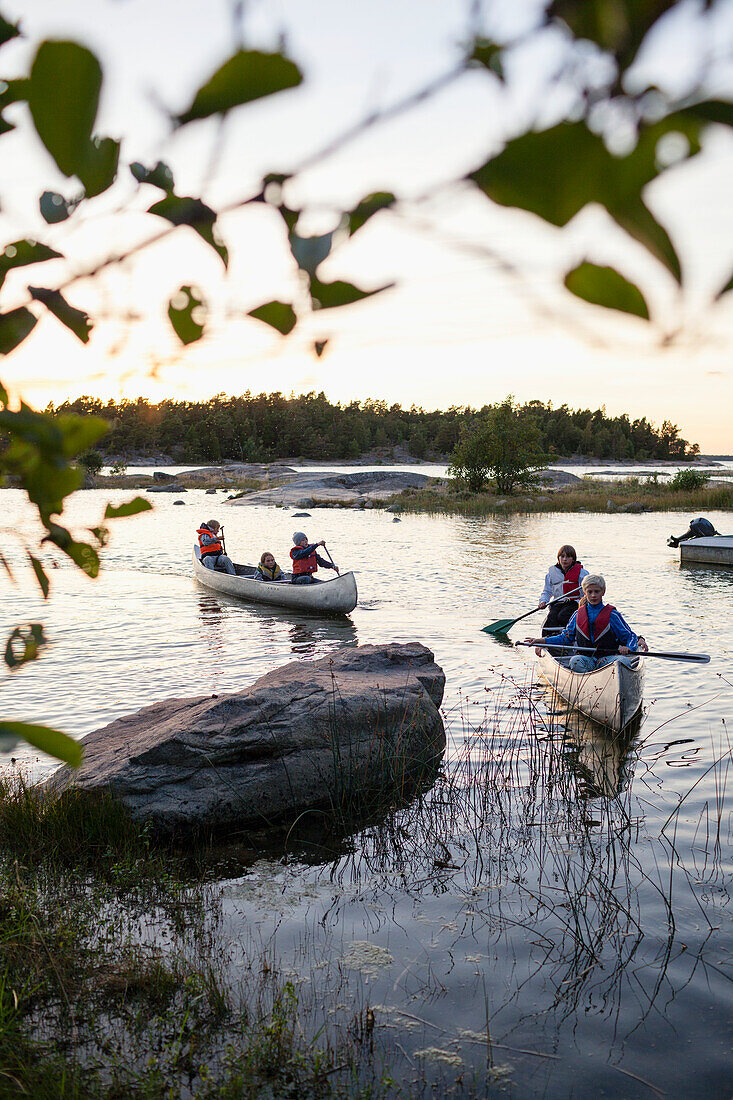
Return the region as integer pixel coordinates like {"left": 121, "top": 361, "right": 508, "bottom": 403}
{"left": 395, "top": 477, "right": 733, "bottom": 516}
{"left": 0, "top": 778, "right": 465, "bottom": 1099}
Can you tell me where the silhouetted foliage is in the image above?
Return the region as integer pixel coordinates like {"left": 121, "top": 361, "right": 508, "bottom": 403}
{"left": 450, "top": 397, "right": 547, "bottom": 494}
{"left": 44, "top": 392, "right": 700, "bottom": 464}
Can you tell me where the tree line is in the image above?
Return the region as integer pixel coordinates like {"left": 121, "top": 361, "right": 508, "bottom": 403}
{"left": 44, "top": 392, "right": 700, "bottom": 464}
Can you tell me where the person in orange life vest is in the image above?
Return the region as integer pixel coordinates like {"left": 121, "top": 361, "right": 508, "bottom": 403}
{"left": 538, "top": 544, "right": 588, "bottom": 637}
{"left": 525, "top": 574, "right": 648, "bottom": 672}
{"left": 197, "top": 520, "right": 236, "bottom": 575}
{"left": 289, "top": 532, "right": 339, "bottom": 585}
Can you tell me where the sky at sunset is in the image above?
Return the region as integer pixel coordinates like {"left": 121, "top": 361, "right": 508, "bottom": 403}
{"left": 1, "top": 0, "right": 732, "bottom": 451}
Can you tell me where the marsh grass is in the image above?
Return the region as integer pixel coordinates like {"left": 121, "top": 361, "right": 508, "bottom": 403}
{"left": 0, "top": 774, "right": 464, "bottom": 1098}
{"left": 398, "top": 478, "right": 733, "bottom": 515}
{"left": 0, "top": 679, "right": 730, "bottom": 1098}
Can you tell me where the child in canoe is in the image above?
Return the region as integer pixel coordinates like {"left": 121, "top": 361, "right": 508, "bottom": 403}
{"left": 538, "top": 544, "right": 588, "bottom": 636}
{"left": 289, "top": 532, "right": 340, "bottom": 585}
{"left": 526, "top": 574, "right": 648, "bottom": 671}
{"left": 255, "top": 551, "right": 285, "bottom": 581}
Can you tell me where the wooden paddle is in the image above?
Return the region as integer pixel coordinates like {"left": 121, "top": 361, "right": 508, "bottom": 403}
{"left": 514, "top": 641, "right": 710, "bottom": 664}
{"left": 482, "top": 587, "right": 581, "bottom": 636}
{"left": 321, "top": 542, "right": 340, "bottom": 575}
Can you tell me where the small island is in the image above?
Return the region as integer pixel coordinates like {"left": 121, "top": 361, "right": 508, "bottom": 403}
{"left": 54, "top": 393, "right": 730, "bottom": 515}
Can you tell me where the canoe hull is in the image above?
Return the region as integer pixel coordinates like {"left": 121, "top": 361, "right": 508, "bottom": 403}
{"left": 192, "top": 547, "right": 357, "bottom": 614}
{"left": 537, "top": 650, "right": 644, "bottom": 733}
{"left": 679, "top": 535, "right": 733, "bottom": 566}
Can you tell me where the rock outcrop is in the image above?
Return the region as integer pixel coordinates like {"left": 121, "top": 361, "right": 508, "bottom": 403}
{"left": 46, "top": 643, "right": 445, "bottom": 835}
{"left": 230, "top": 470, "right": 434, "bottom": 507}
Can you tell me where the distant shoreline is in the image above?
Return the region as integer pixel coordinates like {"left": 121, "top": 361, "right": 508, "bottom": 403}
{"left": 100, "top": 453, "right": 733, "bottom": 470}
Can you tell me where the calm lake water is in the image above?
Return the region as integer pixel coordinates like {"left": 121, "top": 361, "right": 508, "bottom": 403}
{"left": 2, "top": 486, "right": 732, "bottom": 1097}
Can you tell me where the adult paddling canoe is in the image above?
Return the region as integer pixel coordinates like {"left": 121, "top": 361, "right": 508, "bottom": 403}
{"left": 537, "top": 650, "right": 644, "bottom": 733}
{"left": 192, "top": 546, "right": 358, "bottom": 615}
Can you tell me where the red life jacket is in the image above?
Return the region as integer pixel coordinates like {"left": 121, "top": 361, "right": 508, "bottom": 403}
{"left": 576, "top": 602, "right": 618, "bottom": 657}
{"left": 290, "top": 545, "right": 318, "bottom": 575}
{"left": 563, "top": 561, "right": 583, "bottom": 595}
{"left": 197, "top": 526, "right": 223, "bottom": 558}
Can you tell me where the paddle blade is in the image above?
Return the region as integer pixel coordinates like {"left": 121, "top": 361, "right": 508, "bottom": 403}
{"left": 481, "top": 619, "right": 516, "bottom": 635}
{"left": 646, "top": 651, "right": 711, "bottom": 663}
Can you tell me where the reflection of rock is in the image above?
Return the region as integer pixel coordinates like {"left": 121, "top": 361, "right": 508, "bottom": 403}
{"left": 46, "top": 643, "right": 446, "bottom": 836}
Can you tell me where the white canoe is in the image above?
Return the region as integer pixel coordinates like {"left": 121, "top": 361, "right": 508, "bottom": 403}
{"left": 192, "top": 546, "right": 358, "bottom": 614}
{"left": 679, "top": 535, "right": 733, "bottom": 566}
{"left": 537, "top": 650, "right": 644, "bottom": 733}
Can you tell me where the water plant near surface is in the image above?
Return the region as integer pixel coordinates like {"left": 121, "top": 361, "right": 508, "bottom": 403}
{"left": 0, "top": 671, "right": 730, "bottom": 1098}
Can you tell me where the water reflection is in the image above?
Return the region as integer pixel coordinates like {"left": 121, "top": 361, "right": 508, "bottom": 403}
{"left": 679, "top": 560, "right": 733, "bottom": 589}
{"left": 287, "top": 616, "right": 358, "bottom": 657}
{"left": 195, "top": 589, "right": 358, "bottom": 657}
{"left": 197, "top": 594, "right": 226, "bottom": 656}
{"left": 559, "top": 710, "right": 641, "bottom": 798}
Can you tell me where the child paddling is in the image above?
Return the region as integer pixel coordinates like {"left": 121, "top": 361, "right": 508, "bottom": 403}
{"left": 538, "top": 544, "right": 588, "bottom": 636}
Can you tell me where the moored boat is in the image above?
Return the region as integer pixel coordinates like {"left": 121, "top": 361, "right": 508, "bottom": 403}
{"left": 679, "top": 535, "right": 733, "bottom": 567}
{"left": 537, "top": 649, "right": 644, "bottom": 732}
{"left": 192, "top": 546, "right": 358, "bottom": 614}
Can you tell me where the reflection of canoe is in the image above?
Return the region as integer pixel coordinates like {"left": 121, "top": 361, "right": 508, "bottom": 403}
{"left": 679, "top": 535, "right": 733, "bottom": 566}
{"left": 192, "top": 546, "right": 358, "bottom": 615}
{"left": 561, "top": 709, "right": 641, "bottom": 798}
{"left": 537, "top": 650, "right": 643, "bottom": 732}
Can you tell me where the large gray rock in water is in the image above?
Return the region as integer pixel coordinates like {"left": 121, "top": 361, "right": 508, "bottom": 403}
{"left": 47, "top": 643, "right": 445, "bottom": 836}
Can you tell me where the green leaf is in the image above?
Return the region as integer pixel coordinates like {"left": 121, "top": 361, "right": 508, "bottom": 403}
{"left": 347, "top": 192, "right": 396, "bottom": 236}
{"left": 276, "top": 204, "right": 299, "bottom": 234}
{"left": 55, "top": 413, "right": 108, "bottom": 456}
{"left": 28, "top": 553, "right": 50, "bottom": 598}
{"left": 564, "top": 261, "right": 650, "bottom": 319}
{"left": 0, "top": 240, "right": 63, "bottom": 290}
{"left": 716, "top": 271, "right": 733, "bottom": 299}
{"left": 77, "top": 135, "right": 120, "bottom": 198}
{"left": 0, "top": 720, "right": 82, "bottom": 766}
{"left": 467, "top": 38, "right": 504, "bottom": 81}
{"left": 40, "top": 191, "right": 81, "bottom": 224}
{"left": 309, "top": 277, "right": 394, "bottom": 310}
{"left": 548, "top": 0, "right": 670, "bottom": 74}
{"left": 177, "top": 49, "right": 302, "bottom": 125}
{"left": 289, "top": 232, "right": 332, "bottom": 275}
{"left": 680, "top": 99, "right": 733, "bottom": 128}
{"left": 0, "top": 13, "right": 20, "bottom": 48}
{"left": 168, "top": 285, "right": 206, "bottom": 345}
{"left": 130, "top": 160, "right": 174, "bottom": 191}
{"left": 27, "top": 41, "right": 102, "bottom": 177}
{"left": 61, "top": 539, "right": 100, "bottom": 578}
{"left": 88, "top": 525, "right": 110, "bottom": 547}
{"left": 0, "top": 76, "right": 27, "bottom": 134}
{"left": 4, "top": 624, "right": 47, "bottom": 669}
{"left": 247, "top": 300, "right": 297, "bottom": 335}
{"left": 314, "top": 339, "right": 328, "bottom": 358}
{"left": 28, "top": 286, "right": 92, "bottom": 343}
{"left": 0, "top": 308, "right": 37, "bottom": 354}
{"left": 148, "top": 195, "right": 228, "bottom": 267}
{"left": 612, "top": 200, "right": 680, "bottom": 283}
{"left": 0, "top": 383, "right": 7, "bottom": 406}
{"left": 469, "top": 118, "right": 702, "bottom": 283}
{"left": 104, "top": 496, "right": 153, "bottom": 519}
{"left": 0, "top": 12, "right": 19, "bottom": 47}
